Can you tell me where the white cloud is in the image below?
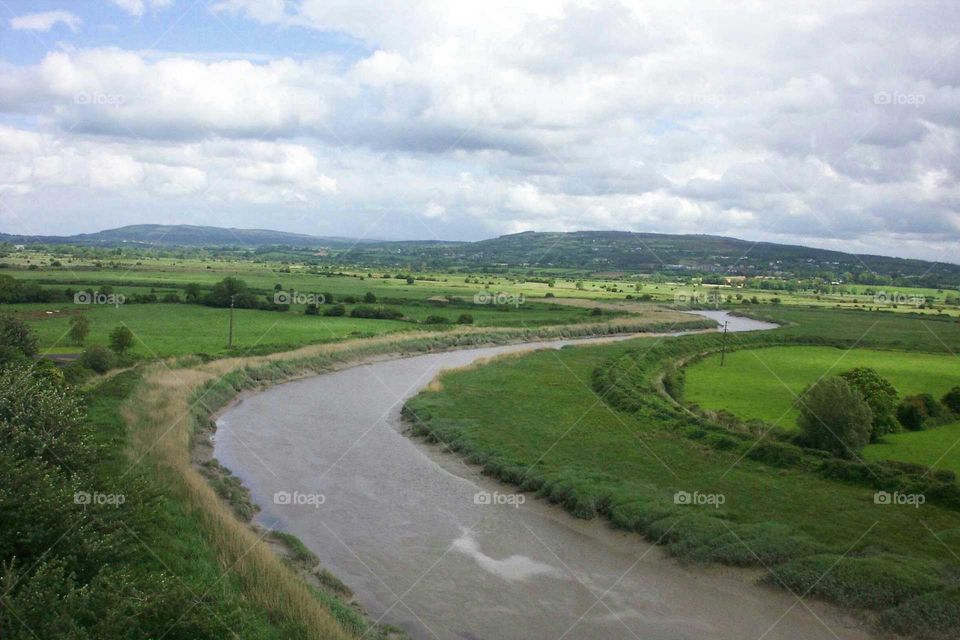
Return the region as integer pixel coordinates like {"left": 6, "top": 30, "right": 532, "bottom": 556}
{"left": 10, "top": 11, "right": 81, "bottom": 32}
{"left": 109, "top": 0, "right": 174, "bottom": 17}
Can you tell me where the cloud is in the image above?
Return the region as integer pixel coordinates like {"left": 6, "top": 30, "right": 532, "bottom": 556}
{"left": 10, "top": 10, "right": 81, "bottom": 32}
{"left": 108, "top": 0, "right": 174, "bottom": 17}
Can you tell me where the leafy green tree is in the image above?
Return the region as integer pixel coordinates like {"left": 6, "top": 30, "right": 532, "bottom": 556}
{"left": 184, "top": 282, "right": 202, "bottom": 302}
{"left": 68, "top": 314, "right": 91, "bottom": 346}
{"left": 363, "top": 291, "right": 377, "bottom": 303}
{"left": 108, "top": 326, "right": 134, "bottom": 355}
{"left": 839, "top": 367, "right": 899, "bottom": 440}
{"left": 0, "top": 313, "right": 38, "bottom": 363}
{"left": 797, "top": 377, "right": 873, "bottom": 458}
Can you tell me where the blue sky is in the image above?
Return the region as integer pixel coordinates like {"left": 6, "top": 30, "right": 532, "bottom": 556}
{"left": 0, "top": 0, "right": 957, "bottom": 261}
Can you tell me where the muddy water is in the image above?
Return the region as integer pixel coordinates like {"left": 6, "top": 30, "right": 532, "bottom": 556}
{"left": 215, "top": 312, "right": 871, "bottom": 640}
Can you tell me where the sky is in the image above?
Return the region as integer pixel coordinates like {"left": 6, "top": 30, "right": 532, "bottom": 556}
{"left": 0, "top": 0, "right": 958, "bottom": 261}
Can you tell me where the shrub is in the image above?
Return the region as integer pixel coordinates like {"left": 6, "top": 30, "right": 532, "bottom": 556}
{"left": 81, "top": 345, "right": 113, "bottom": 374}
{"left": 323, "top": 304, "right": 346, "bottom": 317}
{"left": 942, "top": 387, "right": 960, "bottom": 413}
{"left": 796, "top": 377, "right": 872, "bottom": 458}
{"left": 839, "top": 367, "right": 899, "bottom": 440}
{"left": 350, "top": 305, "right": 403, "bottom": 320}
{"left": 423, "top": 315, "right": 449, "bottom": 324}
{"left": 897, "top": 396, "right": 928, "bottom": 430}
{"left": 304, "top": 303, "right": 320, "bottom": 316}
{"left": 746, "top": 441, "right": 803, "bottom": 467}
{"left": 363, "top": 292, "right": 377, "bottom": 303}
{"left": 457, "top": 313, "right": 474, "bottom": 325}
{"left": 897, "top": 394, "right": 942, "bottom": 430}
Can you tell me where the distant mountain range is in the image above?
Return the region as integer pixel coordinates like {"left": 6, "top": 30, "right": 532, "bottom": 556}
{"left": 3, "top": 225, "right": 958, "bottom": 285}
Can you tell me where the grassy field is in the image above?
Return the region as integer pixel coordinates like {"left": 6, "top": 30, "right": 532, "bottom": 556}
{"left": 863, "top": 421, "right": 960, "bottom": 474}
{"left": 683, "top": 346, "right": 960, "bottom": 427}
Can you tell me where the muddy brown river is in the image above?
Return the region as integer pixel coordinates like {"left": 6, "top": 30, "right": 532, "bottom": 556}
{"left": 214, "top": 312, "right": 872, "bottom": 640}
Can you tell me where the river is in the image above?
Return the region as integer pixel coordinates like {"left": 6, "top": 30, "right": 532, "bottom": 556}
{"left": 214, "top": 311, "right": 871, "bottom": 640}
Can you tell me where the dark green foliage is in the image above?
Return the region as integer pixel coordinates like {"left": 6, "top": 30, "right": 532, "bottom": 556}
{"left": 363, "top": 292, "right": 377, "bottom": 303}
{"left": 897, "top": 394, "right": 943, "bottom": 430}
{"left": 68, "top": 314, "right": 91, "bottom": 345}
{"left": 942, "top": 387, "right": 960, "bottom": 414}
{"left": 456, "top": 313, "right": 474, "bottom": 325}
{"left": 839, "top": 367, "right": 899, "bottom": 440}
{"left": 304, "top": 303, "right": 320, "bottom": 315}
{"left": 746, "top": 441, "right": 803, "bottom": 467}
{"left": 796, "top": 377, "right": 872, "bottom": 458}
{"left": 81, "top": 345, "right": 113, "bottom": 373}
{"left": 0, "top": 313, "right": 37, "bottom": 362}
{"left": 423, "top": 315, "right": 449, "bottom": 324}
{"left": 323, "top": 304, "right": 346, "bottom": 317}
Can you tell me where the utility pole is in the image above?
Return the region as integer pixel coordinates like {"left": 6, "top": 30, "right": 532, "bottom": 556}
{"left": 720, "top": 320, "right": 729, "bottom": 366}
{"left": 227, "top": 294, "right": 235, "bottom": 348}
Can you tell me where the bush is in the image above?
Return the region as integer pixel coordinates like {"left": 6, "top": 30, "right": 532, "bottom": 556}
{"left": 81, "top": 345, "right": 113, "bottom": 374}
{"left": 878, "top": 588, "right": 960, "bottom": 640}
{"left": 363, "top": 292, "right": 377, "bottom": 303}
{"left": 942, "top": 387, "right": 960, "bottom": 413}
{"left": 323, "top": 304, "right": 346, "bottom": 317}
{"left": 839, "top": 367, "right": 899, "bottom": 440}
{"left": 423, "top": 315, "right": 449, "bottom": 324}
{"left": 897, "top": 394, "right": 943, "bottom": 430}
{"left": 456, "top": 313, "right": 474, "bottom": 325}
{"left": 746, "top": 441, "right": 803, "bottom": 467}
{"left": 796, "top": 377, "right": 872, "bottom": 458}
{"left": 304, "top": 303, "right": 320, "bottom": 316}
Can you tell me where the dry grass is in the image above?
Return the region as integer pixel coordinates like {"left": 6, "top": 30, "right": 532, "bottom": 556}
{"left": 119, "top": 309, "right": 710, "bottom": 638}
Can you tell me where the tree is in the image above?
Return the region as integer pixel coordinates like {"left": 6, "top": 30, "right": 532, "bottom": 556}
{"left": 323, "top": 304, "right": 346, "bottom": 317}
{"left": 184, "top": 282, "right": 202, "bottom": 302}
{"left": 205, "top": 277, "right": 255, "bottom": 308}
{"left": 797, "top": 377, "right": 873, "bottom": 458}
{"left": 108, "top": 326, "right": 134, "bottom": 355}
{"left": 363, "top": 292, "right": 377, "bottom": 303}
{"left": 0, "top": 313, "right": 38, "bottom": 363}
{"left": 839, "top": 367, "right": 899, "bottom": 440}
{"left": 406, "top": 276, "right": 415, "bottom": 285}
{"left": 68, "top": 315, "right": 91, "bottom": 346}
{"left": 943, "top": 387, "right": 960, "bottom": 414}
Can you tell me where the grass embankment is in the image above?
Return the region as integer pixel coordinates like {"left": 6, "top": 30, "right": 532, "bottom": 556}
{"left": 403, "top": 308, "right": 960, "bottom": 639}
{"left": 119, "top": 313, "right": 712, "bottom": 639}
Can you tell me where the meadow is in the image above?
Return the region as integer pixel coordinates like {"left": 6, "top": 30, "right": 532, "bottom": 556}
{"left": 683, "top": 346, "right": 959, "bottom": 427}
